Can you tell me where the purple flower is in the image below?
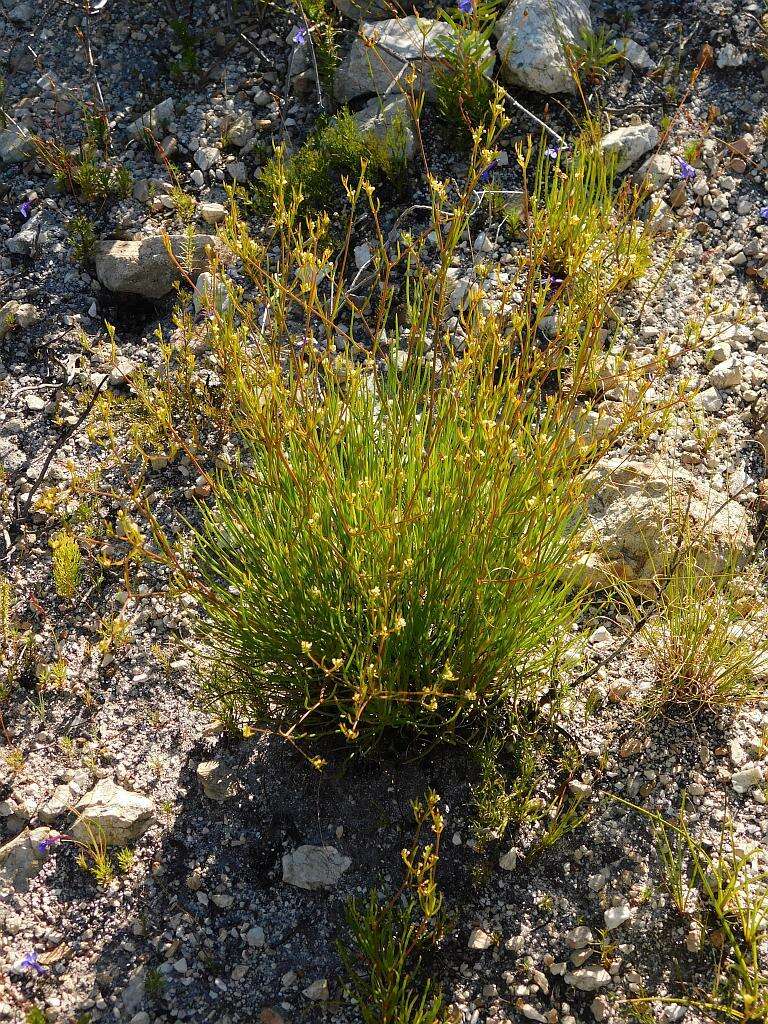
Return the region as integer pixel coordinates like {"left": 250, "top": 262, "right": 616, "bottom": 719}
{"left": 38, "top": 834, "right": 64, "bottom": 853}
{"left": 20, "top": 951, "right": 47, "bottom": 975}
{"left": 545, "top": 142, "right": 571, "bottom": 160}
{"left": 19, "top": 200, "right": 32, "bottom": 219}
{"left": 457, "top": 0, "right": 474, "bottom": 11}
{"left": 544, "top": 272, "right": 565, "bottom": 296}
{"left": 759, "top": 206, "right": 768, "bottom": 221}
{"left": 677, "top": 157, "right": 696, "bottom": 181}
{"left": 479, "top": 158, "right": 498, "bottom": 183}
{"left": 294, "top": 26, "right": 308, "bottom": 45}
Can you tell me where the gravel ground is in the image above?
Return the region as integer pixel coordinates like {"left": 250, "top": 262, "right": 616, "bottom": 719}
{"left": 1, "top": 0, "right": 768, "bottom": 1022}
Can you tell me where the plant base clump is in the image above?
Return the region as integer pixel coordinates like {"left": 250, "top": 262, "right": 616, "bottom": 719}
{"left": 191, "top": 343, "right": 590, "bottom": 747}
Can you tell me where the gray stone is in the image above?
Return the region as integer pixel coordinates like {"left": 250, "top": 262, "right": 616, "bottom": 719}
{"left": 71, "top": 779, "right": 154, "bottom": 846}
{"left": 604, "top": 904, "right": 632, "bottom": 930}
{"left": 732, "top": 766, "right": 762, "bottom": 794}
{"left": 496, "top": 0, "right": 591, "bottom": 95}
{"left": 716, "top": 43, "right": 745, "bottom": 68}
{"left": 6, "top": 212, "right": 48, "bottom": 255}
{"left": 707, "top": 341, "right": 731, "bottom": 365}
{"left": 127, "top": 98, "right": 175, "bottom": 141}
{"left": 353, "top": 93, "right": 416, "bottom": 161}
{"left": 498, "top": 848, "right": 517, "bottom": 871}
{"left": 194, "top": 146, "right": 220, "bottom": 172}
{"left": 196, "top": 759, "right": 238, "bottom": 801}
{"left": 0, "top": 126, "right": 35, "bottom": 164}
{"left": 591, "top": 995, "right": 611, "bottom": 1021}
{"left": 636, "top": 153, "right": 675, "bottom": 190}
{"left": 565, "top": 967, "right": 611, "bottom": 992}
{"left": 226, "top": 115, "right": 254, "bottom": 148}
{"left": 193, "top": 272, "right": 231, "bottom": 315}
{"left": 0, "top": 828, "right": 51, "bottom": 892}
{"left": 303, "top": 979, "right": 329, "bottom": 1001}
{"left": 600, "top": 124, "right": 659, "bottom": 173}
{"left": 199, "top": 202, "right": 227, "bottom": 225}
{"left": 9, "top": 2, "right": 34, "bottom": 23}
{"left": 282, "top": 845, "right": 351, "bottom": 890}
{"left": 613, "top": 36, "right": 656, "bottom": 70}
{"left": 708, "top": 358, "right": 742, "bottom": 389}
{"left": 468, "top": 927, "right": 493, "bottom": 949}
{"left": 646, "top": 198, "right": 676, "bottom": 236}
{"left": 121, "top": 967, "right": 147, "bottom": 1014}
{"left": 695, "top": 386, "right": 723, "bottom": 413}
{"left": 227, "top": 161, "right": 247, "bottom": 182}
{"left": 521, "top": 1005, "right": 547, "bottom": 1023}
{"left": 0, "top": 301, "right": 39, "bottom": 339}
{"left": 566, "top": 925, "right": 593, "bottom": 949}
{"left": 95, "top": 234, "right": 218, "bottom": 299}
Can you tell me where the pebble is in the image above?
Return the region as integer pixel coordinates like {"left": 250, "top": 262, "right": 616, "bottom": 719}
{"left": 731, "top": 766, "right": 763, "bottom": 793}
{"left": 695, "top": 386, "right": 723, "bottom": 413}
{"left": 566, "top": 926, "right": 593, "bottom": 949}
{"left": 468, "top": 928, "right": 494, "bottom": 950}
{"left": 564, "top": 967, "right": 611, "bottom": 992}
{"left": 708, "top": 358, "right": 742, "bottom": 389}
{"left": 604, "top": 905, "right": 632, "bottom": 930}
{"left": 200, "top": 202, "right": 227, "bottom": 225}
{"left": 303, "top": 979, "right": 329, "bottom": 1001}
{"left": 498, "top": 849, "right": 517, "bottom": 871}
{"left": 521, "top": 1004, "right": 547, "bottom": 1022}
{"left": 194, "top": 146, "right": 220, "bottom": 172}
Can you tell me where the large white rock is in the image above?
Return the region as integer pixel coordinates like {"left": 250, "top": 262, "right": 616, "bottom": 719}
{"left": 0, "top": 827, "right": 51, "bottom": 892}
{"left": 95, "top": 234, "right": 218, "bottom": 299}
{"left": 579, "top": 458, "right": 753, "bottom": 590}
{"left": 71, "top": 779, "right": 154, "bottom": 846}
{"left": 335, "top": 17, "right": 489, "bottom": 102}
{"left": 282, "top": 845, "right": 351, "bottom": 890}
{"left": 495, "top": 0, "right": 591, "bottom": 95}
{"left": 600, "top": 124, "right": 659, "bottom": 173}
